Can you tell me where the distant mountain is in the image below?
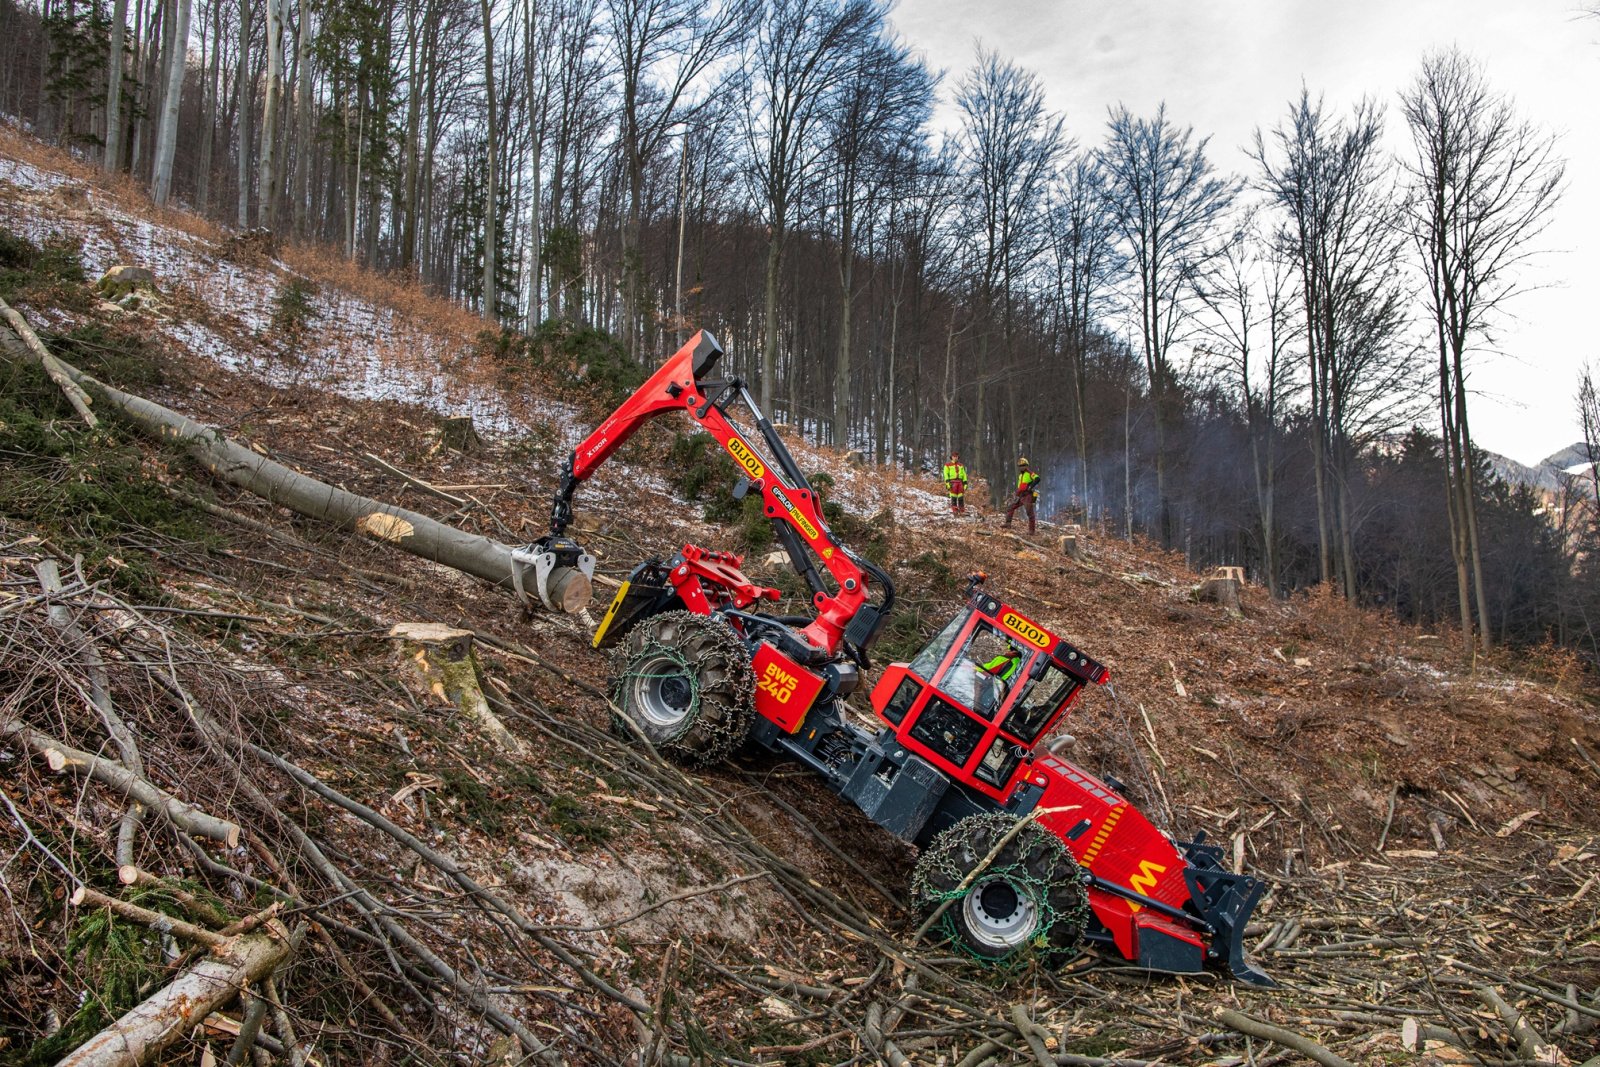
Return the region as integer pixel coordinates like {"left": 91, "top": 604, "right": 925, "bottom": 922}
{"left": 1486, "top": 442, "right": 1593, "bottom": 491}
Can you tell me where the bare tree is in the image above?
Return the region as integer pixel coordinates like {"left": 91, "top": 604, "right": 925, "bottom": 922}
{"left": 1400, "top": 48, "right": 1565, "bottom": 651}
{"left": 1196, "top": 210, "right": 1297, "bottom": 596}
{"left": 104, "top": 0, "right": 130, "bottom": 171}
{"left": 236, "top": 0, "right": 253, "bottom": 226}
{"left": 743, "top": 0, "right": 883, "bottom": 418}
{"left": 1048, "top": 152, "right": 1121, "bottom": 513}
{"left": 1579, "top": 364, "right": 1600, "bottom": 534}
{"left": 1099, "top": 103, "right": 1235, "bottom": 544}
{"left": 607, "top": 0, "right": 753, "bottom": 358}
{"left": 954, "top": 50, "right": 1066, "bottom": 480}
{"left": 825, "top": 31, "right": 931, "bottom": 447}
{"left": 151, "top": 0, "right": 193, "bottom": 205}
{"left": 258, "top": 0, "right": 285, "bottom": 227}
{"left": 479, "top": 0, "right": 499, "bottom": 318}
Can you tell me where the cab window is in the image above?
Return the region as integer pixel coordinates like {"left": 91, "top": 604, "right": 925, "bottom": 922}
{"left": 937, "top": 623, "right": 1028, "bottom": 722}
{"left": 909, "top": 612, "right": 968, "bottom": 680}
{"left": 1003, "top": 663, "right": 1079, "bottom": 744}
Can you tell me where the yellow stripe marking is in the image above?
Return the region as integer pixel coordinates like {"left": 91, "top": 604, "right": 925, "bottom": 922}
{"left": 1078, "top": 805, "right": 1125, "bottom": 868}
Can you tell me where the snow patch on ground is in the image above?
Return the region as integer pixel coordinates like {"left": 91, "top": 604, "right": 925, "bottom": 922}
{"left": 0, "top": 155, "right": 70, "bottom": 193}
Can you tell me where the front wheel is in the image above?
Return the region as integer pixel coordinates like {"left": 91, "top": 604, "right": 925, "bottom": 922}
{"left": 912, "top": 813, "right": 1090, "bottom": 964}
{"left": 609, "top": 611, "right": 754, "bottom": 767}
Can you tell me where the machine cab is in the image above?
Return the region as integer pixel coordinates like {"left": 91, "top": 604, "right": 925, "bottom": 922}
{"left": 869, "top": 582, "right": 1109, "bottom": 802}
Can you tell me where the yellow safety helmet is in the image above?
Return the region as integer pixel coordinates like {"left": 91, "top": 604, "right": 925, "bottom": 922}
{"left": 1017, "top": 457, "right": 1030, "bottom": 466}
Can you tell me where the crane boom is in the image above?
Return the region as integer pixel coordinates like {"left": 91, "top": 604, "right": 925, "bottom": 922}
{"left": 539, "top": 330, "right": 890, "bottom": 658}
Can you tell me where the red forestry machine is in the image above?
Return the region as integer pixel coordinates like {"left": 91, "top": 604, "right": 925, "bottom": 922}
{"left": 521, "top": 331, "right": 1271, "bottom": 984}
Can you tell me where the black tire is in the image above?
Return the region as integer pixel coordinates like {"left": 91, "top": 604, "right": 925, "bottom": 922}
{"left": 911, "top": 812, "right": 1089, "bottom": 965}
{"left": 609, "top": 611, "right": 754, "bottom": 768}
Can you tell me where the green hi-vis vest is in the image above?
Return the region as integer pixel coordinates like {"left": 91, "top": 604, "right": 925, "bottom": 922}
{"left": 1016, "top": 470, "right": 1039, "bottom": 493}
{"left": 983, "top": 652, "right": 1021, "bottom": 683}
{"left": 943, "top": 463, "right": 968, "bottom": 482}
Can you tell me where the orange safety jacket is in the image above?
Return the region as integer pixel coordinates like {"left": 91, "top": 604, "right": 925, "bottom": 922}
{"left": 1016, "top": 470, "right": 1039, "bottom": 496}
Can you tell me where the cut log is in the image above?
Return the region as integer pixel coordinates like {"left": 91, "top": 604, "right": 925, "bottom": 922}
{"left": 0, "top": 299, "right": 99, "bottom": 427}
{"left": 389, "top": 623, "right": 525, "bottom": 755}
{"left": 55, "top": 931, "right": 289, "bottom": 1067}
{"left": 70, "top": 885, "right": 231, "bottom": 951}
{"left": 843, "top": 449, "right": 866, "bottom": 466}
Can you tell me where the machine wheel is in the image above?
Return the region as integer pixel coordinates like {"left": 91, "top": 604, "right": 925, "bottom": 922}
{"left": 911, "top": 813, "right": 1090, "bottom": 965}
{"left": 609, "top": 611, "right": 754, "bottom": 768}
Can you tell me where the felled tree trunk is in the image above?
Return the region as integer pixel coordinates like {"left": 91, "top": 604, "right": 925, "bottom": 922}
{"left": 56, "top": 932, "right": 290, "bottom": 1067}
{"left": 390, "top": 623, "right": 525, "bottom": 755}
{"left": 12, "top": 345, "right": 526, "bottom": 592}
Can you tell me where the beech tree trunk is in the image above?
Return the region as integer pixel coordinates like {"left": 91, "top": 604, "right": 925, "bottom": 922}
{"left": 104, "top": 0, "right": 129, "bottom": 172}
{"left": 257, "top": 0, "right": 283, "bottom": 228}
{"left": 149, "top": 0, "right": 190, "bottom": 205}
{"left": 478, "top": 0, "right": 498, "bottom": 319}
{"left": 236, "top": 0, "right": 253, "bottom": 227}
{"left": 16, "top": 347, "right": 531, "bottom": 591}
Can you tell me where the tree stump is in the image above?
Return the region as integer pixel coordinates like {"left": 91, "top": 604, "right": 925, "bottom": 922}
{"left": 439, "top": 416, "right": 482, "bottom": 453}
{"left": 1058, "top": 524, "right": 1084, "bottom": 560}
{"left": 389, "top": 623, "right": 524, "bottom": 754}
{"left": 1197, "top": 566, "right": 1244, "bottom": 611}
{"left": 844, "top": 449, "right": 866, "bottom": 466}
{"left": 96, "top": 265, "right": 158, "bottom": 299}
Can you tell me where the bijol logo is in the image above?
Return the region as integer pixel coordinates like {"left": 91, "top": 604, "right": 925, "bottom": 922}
{"left": 1000, "top": 610, "right": 1051, "bottom": 649}
{"left": 725, "top": 437, "right": 766, "bottom": 481}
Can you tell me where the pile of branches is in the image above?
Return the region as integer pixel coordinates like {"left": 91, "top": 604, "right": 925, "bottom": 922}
{"left": 0, "top": 534, "right": 669, "bottom": 1063}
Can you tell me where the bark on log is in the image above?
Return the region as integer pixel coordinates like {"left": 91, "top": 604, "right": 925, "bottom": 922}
{"left": 70, "top": 885, "right": 231, "bottom": 951}
{"left": 6, "top": 344, "right": 536, "bottom": 594}
{"left": 1, "top": 720, "right": 241, "bottom": 846}
{"left": 389, "top": 623, "right": 525, "bottom": 754}
{"left": 55, "top": 931, "right": 289, "bottom": 1067}
{"left": 1476, "top": 985, "right": 1562, "bottom": 1064}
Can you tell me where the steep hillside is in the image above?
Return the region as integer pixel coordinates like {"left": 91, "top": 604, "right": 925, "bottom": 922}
{"left": 3, "top": 131, "right": 1599, "bottom": 1066}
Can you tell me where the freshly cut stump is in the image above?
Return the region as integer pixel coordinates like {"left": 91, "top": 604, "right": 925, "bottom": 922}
{"left": 610, "top": 611, "right": 754, "bottom": 767}
{"left": 912, "top": 812, "right": 1090, "bottom": 965}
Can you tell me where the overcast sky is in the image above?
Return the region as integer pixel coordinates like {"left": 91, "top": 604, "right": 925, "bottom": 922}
{"left": 888, "top": 0, "right": 1598, "bottom": 468}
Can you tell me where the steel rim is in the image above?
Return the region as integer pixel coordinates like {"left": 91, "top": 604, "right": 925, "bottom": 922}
{"left": 629, "top": 652, "right": 697, "bottom": 729}
{"left": 962, "top": 875, "right": 1038, "bottom": 949}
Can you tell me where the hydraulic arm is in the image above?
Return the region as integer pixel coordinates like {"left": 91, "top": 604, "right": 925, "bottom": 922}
{"left": 535, "top": 330, "right": 892, "bottom": 660}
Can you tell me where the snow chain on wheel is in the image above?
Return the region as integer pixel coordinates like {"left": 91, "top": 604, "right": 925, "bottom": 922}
{"left": 912, "top": 812, "right": 1091, "bottom": 967}
{"left": 609, "top": 611, "right": 755, "bottom": 768}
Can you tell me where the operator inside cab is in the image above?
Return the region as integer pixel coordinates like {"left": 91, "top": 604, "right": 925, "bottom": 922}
{"left": 947, "top": 630, "right": 1026, "bottom": 717}
{"left": 980, "top": 645, "right": 1023, "bottom": 685}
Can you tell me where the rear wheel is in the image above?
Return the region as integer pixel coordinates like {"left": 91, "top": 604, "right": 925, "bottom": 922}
{"left": 610, "top": 611, "right": 754, "bottom": 767}
{"left": 912, "top": 813, "right": 1089, "bottom": 965}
